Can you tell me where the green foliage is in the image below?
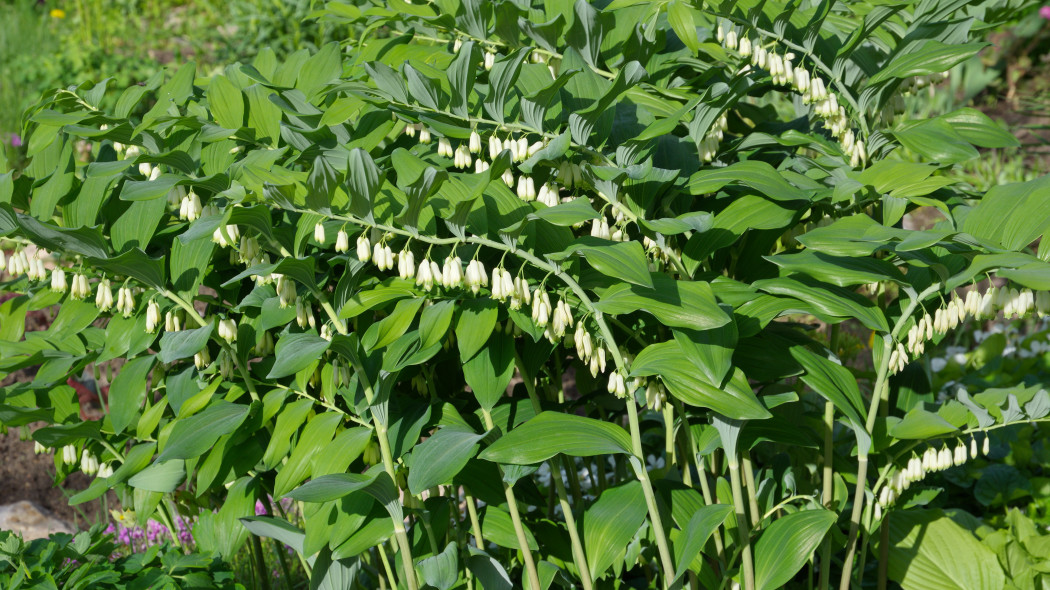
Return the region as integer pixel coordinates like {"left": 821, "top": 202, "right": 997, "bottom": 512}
{"left": 2, "top": 0, "right": 1050, "bottom": 589}
{"left": 0, "top": 525, "right": 242, "bottom": 589}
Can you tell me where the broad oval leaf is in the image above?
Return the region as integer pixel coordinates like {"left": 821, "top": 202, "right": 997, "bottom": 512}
{"left": 479, "top": 412, "right": 632, "bottom": 464}
{"left": 754, "top": 509, "right": 837, "bottom": 590}
{"left": 886, "top": 509, "right": 1005, "bottom": 590}
{"left": 268, "top": 333, "right": 331, "bottom": 379}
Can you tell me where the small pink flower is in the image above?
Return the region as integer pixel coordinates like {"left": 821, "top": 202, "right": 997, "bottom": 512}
{"left": 1041, "top": 5, "right": 1050, "bottom": 19}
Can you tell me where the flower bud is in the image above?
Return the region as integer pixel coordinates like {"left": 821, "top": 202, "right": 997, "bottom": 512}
{"left": 80, "top": 450, "right": 99, "bottom": 476}
{"left": 335, "top": 229, "right": 349, "bottom": 253}
{"left": 277, "top": 275, "right": 297, "bottom": 308}
{"left": 218, "top": 350, "right": 234, "bottom": 379}
{"left": 442, "top": 256, "right": 463, "bottom": 289}
{"left": 738, "top": 36, "right": 752, "bottom": 57}
{"left": 357, "top": 235, "right": 371, "bottom": 262}
{"left": 725, "top": 29, "right": 738, "bottom": 51}
{"left": 96, "top": 278, "right": 114, "bottom": 312}
{"left": 61, "top": 445, "right": 78, "bottom": 465}
{"left": 416, "top": 258, "right": 435, "bottom": 291}
{"left": 219, "top": 318, "right": 238, "bottom": 343}
{"left": 296, "top": 299, "right": 311, "bottom": 329}
{"left": 419, "top": 127, "right": 432, "bottom": 144}
{"left": 454, "top": 145, "right": 471, "bottom": 169}
{"left": 398, "top": 249, "right": 416, "bottom": 280}
{"left": 146, "top": 300, "right": 161, "bottom": 333}
{"left": 117, "top": 286, "right": 135, "bottom": 318}
{"left": 256, "top": 330, "right": 274, "bottom": 356}
{"left": 469, "top": 130, "right": 481, "bottom": 154}
{"left": 194, "top": 347, "right": 211, "bottom": 370}
{"left": 51, "top": 269, "right": 67, "bottom": 292}
{"left": 97, "top": 462, "right": 114, "bottom": 479}
{"left": 314, "top": 222, "right": 326, "bottom": 244}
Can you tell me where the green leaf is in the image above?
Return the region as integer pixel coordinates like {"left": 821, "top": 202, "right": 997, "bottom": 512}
{"left": 408, "top": 427, "right": 486, "bottom": 495}
{"left": 158, "top": 322, "right": 214, "bottom": 364}
{"left": 127, "top": 460, "right": 186, "bottom": 493}
{"left": 447, "top": 41, "right": 478, "bottom": 117}
{"left": 296, "top": 42, "right": 341, "bottom": 97}
{"left": 484, "top": 48, "right": 531, "bottom": 123}
{"left": 480, "top": 412, "right": 632, "bottom": 464}
{"left": 885, "top": 509, "right": 1005, "bottom": 590}
{"left": 632, "top": 343, "right": 771, "bottom": 420}
{"left": 262, "top": 398, "right": 315, "bottom": 470}
{"left": 208, "top": 75, "right": 245, "bottom": 130}
{"left": 274, "top": 412, "right": 342, "bottom": 497}
{"left": 568, "top": 239, "right": 654, "bottom": 289}
{"left": 889, "top": 407, "right": 958, "bottom": 440}
{"left": 941, "top": 108, "right": 1019, "bottom": 149}
{"left": 754, "top": 509, "right": 837, "bottom": 590}
{"left": 239, "top": 516, "right": 305, "bottom": 556}
{"left": 686, "top": 161, "right": 807, "bottom": 202}
{"left": 286, "top": 472, "right": 378, "bottom": 502}
{"left": 268, "top": 333, "right": 331, "bottom": 379}
{"left": 673, "top": 320, "right": 737, "bottom": 387}
{"left": 766, "top": 251, "right": 907, "bottom": 287}
{"left": 246, "top": 84, "right": 282, "bottom": 146}
{"left": 963, "top": 176, "right": 1050, "bottom": 252}
{"left": 667, "top": 1, "right": 700, "bottom": 52}
{"left": 363, "top": 298, "right": 423, "bottom": 351}
{"left": 158, "top": 401, "right": 251, "bottom": 462}
{"left": 595, "top": 275, "right": 731, "bottom": 330}
{"left": 528, "top": 197, "right": 599, "bottom": 227}
{"left": 482, "top": 506, "right": 538, "bottom": 551}
{"left": 456, "top": 299, "right": 499, "bottom": 361}
{"left": 419, "top": 300, "right": 455, "bottom": 350}
{"left": 347, "top": 148, "right": 382, "bottom": 222}
{"left": 892, "top": 118, "right": 979, "bottom": 164}
{"left": 109, "top": 356, "right": 156, "bottom": 435}
{"left": 463, "top": 333, "right": 515, "bottom": 411}
{"left": 790, "top": 346, "right": 867, "bottom": 428}
{"left": 583, "top": 481, "right": 647, "bottom": 578}
{"left": 869, "top": 41, "right": 988, "bottom": 85}
{"left": 418, "top": 542, "right": 459, "bottom": 590}
{"left": 673, "top": 504, "right": 734, "bottom": 581}
{"left": 753, "top": 276, "right": 889, "bottom": 332}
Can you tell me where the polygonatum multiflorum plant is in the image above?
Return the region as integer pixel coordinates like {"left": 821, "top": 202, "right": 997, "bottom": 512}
{"left": 1, "top": 0, "right": 1048, "bottom": 588}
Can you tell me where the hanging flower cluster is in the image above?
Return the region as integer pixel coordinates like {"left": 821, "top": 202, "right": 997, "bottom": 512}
{"left": 890, "top": 284, "right": 1050, "bottom": 375}
{"left": 876, "top": 434, "right": 990, "bottom": 519}
{"left": 717, "top": 21, "right": 867, "bottom": 167}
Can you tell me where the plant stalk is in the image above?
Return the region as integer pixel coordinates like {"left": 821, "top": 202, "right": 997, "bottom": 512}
{"left": 818, "top": 401, "right": 835, "bottom": 590}
{"left": 728, "top": 457, "right": 755, "bottom": 590}
{"left": 481, "top": 409, "right": 542, "bottom": 590}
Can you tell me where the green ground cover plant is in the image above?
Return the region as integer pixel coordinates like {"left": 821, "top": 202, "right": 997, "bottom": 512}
{"left": 3, "top": 0, "right": 1050, "bottom": 588}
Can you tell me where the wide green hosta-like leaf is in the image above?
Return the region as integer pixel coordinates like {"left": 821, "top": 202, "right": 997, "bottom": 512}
{"left": 754, "top": 509, "right": 837, "bottom": 590}
{"left": 479, "top": 412, "right": 633, "bottom": 464}
{"left": 886, "top": 509, "right": 1005, "bottom": 590}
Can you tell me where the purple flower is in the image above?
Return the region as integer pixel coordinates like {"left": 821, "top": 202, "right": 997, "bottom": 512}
{"left": 255, "top": 500, "right": 268, "bottom": 516}
{"left": 9, "top": 134, "right": 21, "bottom": 148}
{"left": 1041, "top": 5, "right": 1050, "bottom": 19}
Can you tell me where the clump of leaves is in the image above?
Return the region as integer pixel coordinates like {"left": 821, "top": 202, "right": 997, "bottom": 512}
{"left": 0, "top": 525, "right": 242, "bottom": 589}
{"left": 2, "top": 1, "right": 1050, "bottom": 589}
